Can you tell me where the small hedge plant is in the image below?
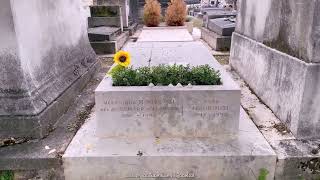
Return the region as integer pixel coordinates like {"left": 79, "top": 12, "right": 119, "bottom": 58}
{"left": 143, "top": 0, "right": 161, "bottom": 27}
{"left": 165, "top": 0, "right": 187, "bottom": 26}
{"left": 112, "top": 64, "right": 222, "bottom": 86}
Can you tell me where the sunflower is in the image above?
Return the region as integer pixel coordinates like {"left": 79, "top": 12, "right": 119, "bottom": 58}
{"left": 114, "top": 50, "right": 131, "bottom": 67}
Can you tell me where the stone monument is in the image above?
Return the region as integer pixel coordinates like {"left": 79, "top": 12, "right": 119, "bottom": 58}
{"left": 97, "top": 0, "right": 130, "bottom": 28}
{"left": 0, "top": 0, "right": 97, "bottom": 139}
{"left": 230, "top": 0, "right": 320, "bottom": 139}
{"left": 63, "top": 40, "right": 276, "bottom": 180}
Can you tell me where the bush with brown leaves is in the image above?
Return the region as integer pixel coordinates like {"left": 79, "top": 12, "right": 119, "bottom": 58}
{"left": 165, "top": 0, "right": 187, "bottom": 26}
{"left": 143, "top": 0, "right": 161, "bottom": 27}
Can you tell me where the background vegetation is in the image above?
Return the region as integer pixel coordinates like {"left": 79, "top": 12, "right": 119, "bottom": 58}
{"left": 143, "top": 0, "right": 161, "bottom": 27}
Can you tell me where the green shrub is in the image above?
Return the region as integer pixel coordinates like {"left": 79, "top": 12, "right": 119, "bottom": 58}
{"left": 0, "top": 171, "right": 14, "bottom": 180}
{"left": 111, "top": 64, "right": 221, "bottom": 86}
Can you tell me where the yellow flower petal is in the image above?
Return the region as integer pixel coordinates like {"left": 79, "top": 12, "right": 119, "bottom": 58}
{"left": 113, "top": 50, "right": 131, "bottom": 67}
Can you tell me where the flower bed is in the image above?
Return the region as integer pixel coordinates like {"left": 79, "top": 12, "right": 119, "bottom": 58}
{"left": 109, "top": 51, "right": 221, "bottom": 86}
{"left": 95, "top": 51, "right": 241, "bottom": 137}
{"left": 112, "top": 64, "right": 221, "bottom": 86}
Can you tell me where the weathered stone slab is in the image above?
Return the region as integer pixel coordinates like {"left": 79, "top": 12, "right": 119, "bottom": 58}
{"left": 235, "top": 0, "right": 320, "bottom": 63}
{"left": 230, "top": 32, "right": 320, "bottom": 139}
{"left": 90, "top": 31, "right": 129, "bottom": 54}
{"left": 88, "top": 16, "right": 122, "bottom": 28}
{"left": 96, "top": 0, "right": 130, "bottom": 28}
{"left": 0, "top": 0, "right": 97, "bottom": 138}
{"left": 228, "top": 63, "right": 320, "bottom": 180}
{"left": 208, "top": 18, "right": 235, "bottom": 36}
{"left": 96, "top": 40, "right": 240, "bottom": 137}
{"left": 201, "top": 27, "right": 231, "bottom": 51}
{"left": 203, "top": 10, "right": 236, "bottom": 28}
{"left": 88, "top": 26, "right": 121, "bottom": 41}
{"left": 90, "top": 5, "right": 120, "bottom": 17}
{"left": 95, "top": 78, "right": 240, "bottom": 137}
{"left": 137, "top": 28, "right": 193, "bottom": 42}
{"left": 63, "top": 109, "right": 277, "bottom": 180}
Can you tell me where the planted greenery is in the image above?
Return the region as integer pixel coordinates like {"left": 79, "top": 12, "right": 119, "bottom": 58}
{"left": 0, "top": 171, "right": 14, "bottom": 180}
{"left": 112, "top": 64, "right": 222, "bottom": 86}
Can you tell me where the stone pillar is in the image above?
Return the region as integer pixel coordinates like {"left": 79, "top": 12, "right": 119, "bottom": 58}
{"left": 97, "top": 0, "right": 130, "bottom": 27}
{"left": 0, "top": 0, "right": 97, "bottom": 139}
{"left": 129, "top": 0, "right": 139, "bottom": 23}
{"left": 230, "top": 0, "right": 320, "bottom": 139}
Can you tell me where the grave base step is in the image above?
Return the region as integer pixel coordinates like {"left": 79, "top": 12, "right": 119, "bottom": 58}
{"left": 90, "top": 31, "right": 129, "bottom": 54}
{"left": 201, "top": 27, "right": 231, "bottom": 51}
{"left": 88, "top": 26, "right": 121, "bottom": 41}
{"left": 88, "top": 16, "right": 122, "bottom": 28}
{"left": 63, "top": 109, "right": 276, "bottom": 180}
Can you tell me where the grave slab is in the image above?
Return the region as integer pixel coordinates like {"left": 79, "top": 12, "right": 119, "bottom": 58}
{"left": 63, "top": 109, "right": 276, "bottom": 180}
{"left": 203, "top": 10, "right": 237, "bottom": 28}
{"left": 90, "top": 31, "right": 129, "bottom": 54}
{"left": 137, "top": 29, "right": 193, "bottom": 42}
{"left": 95, "top": 78, "right": 240, "bottom": 137}
{"left": 88, "top": 16, "right": 122, "bottom": 28}
{"left": 208, "top": 18, "right": 235, "bottom": 36}
{"left": 88, "top": 26, "right": 121, "bottom": 41}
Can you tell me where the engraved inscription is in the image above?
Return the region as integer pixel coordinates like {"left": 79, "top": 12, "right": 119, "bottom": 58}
{"left": 99, "top": 96, "right": 231, "bottom": 120}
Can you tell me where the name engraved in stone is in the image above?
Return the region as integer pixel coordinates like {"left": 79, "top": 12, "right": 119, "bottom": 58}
{"left": 126, "top": 171, "right": 196, "bottom": 178}
{"left": 100, "top": 97, "right": 231, "bottom": 120}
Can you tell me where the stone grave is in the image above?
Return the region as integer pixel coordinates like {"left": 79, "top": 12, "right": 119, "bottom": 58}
{"left": 230, "top": 0, "right": 320, "bottom": 140}
{"left": 201, "top": 17, "right": 236, "bottom": 51}
{"left": 138, "top": 27, "right": 194, "bottom": 42}
{"left": 88, "top": 5, "right": 129, "bottom": 54}
{"left": 96, "top": 0, "right": 139, "bottom": 34}
{"left": 229, "top": 0, "right": 320, "bottom": 178}
{"left": 0, "top": 0, "right": 97, "bottom": 139}
{"left": 63, "top": 40, "right": 276, "bottom": 179}
{"left": 202, "top": 9, "right": 237, "bottom": 28}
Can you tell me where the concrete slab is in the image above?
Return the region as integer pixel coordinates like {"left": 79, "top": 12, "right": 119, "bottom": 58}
{"left": 88, "top": 16, "right": 122, "bottom": 28}
{"left": 230, "top": 32, "right": 320, "bottom": 139}
{"left": 227, "top": 67, "right": 320, "bottom": 180}
{"left": 201, "top": 27, "right": 231, "bottom": 51}
{"left": 90, "top": 31, "right": 129, "bottom": 54}
{"left": 95, "top": 77, "right": 241, "bottom": 137}
{"left": 137, "top": 29, "right": 193, "bottom": 42}
{"left": 88, "top": 26, "right": 121, "bottom": 41}
{"left": 63, "top": 108, "right": 276, "bottom": 180}
{"left": 207, "top": 18, "right": 235, "bottom": 36}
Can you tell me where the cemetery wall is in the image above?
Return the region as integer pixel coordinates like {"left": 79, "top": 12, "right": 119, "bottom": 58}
{"left": 236, "top": 0, "right": 320, "bottom": 63}
{"left": 230, "top": 0, "right": 320, "bottom": 139}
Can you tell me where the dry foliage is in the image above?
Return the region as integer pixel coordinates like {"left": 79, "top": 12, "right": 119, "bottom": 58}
{"left": 143, "top": 0, "right": 161, "bottom": 27}
{"left": 165, "top": 0, "right": 187, "bottom": 26}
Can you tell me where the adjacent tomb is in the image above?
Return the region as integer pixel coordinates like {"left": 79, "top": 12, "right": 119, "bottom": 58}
{"left": 201, "top": 17, "right": 236, "bottom": 51}
{"left": 230, "top": 0, "right": 320, "bottom": 139}
{"left": 0, "top": 0, "right": 97, "bottom": 138}
{"left": 88, "top": 5, "right": 130, "bottom": 54}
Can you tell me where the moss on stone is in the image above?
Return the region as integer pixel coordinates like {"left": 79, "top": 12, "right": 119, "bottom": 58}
{"left": 91, "top": 6, "right": 118, "bottom": 17}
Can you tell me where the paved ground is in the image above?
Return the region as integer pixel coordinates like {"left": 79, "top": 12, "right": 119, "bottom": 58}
{"left": 138, "top": 28, "right": 194, "bottom": 42}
